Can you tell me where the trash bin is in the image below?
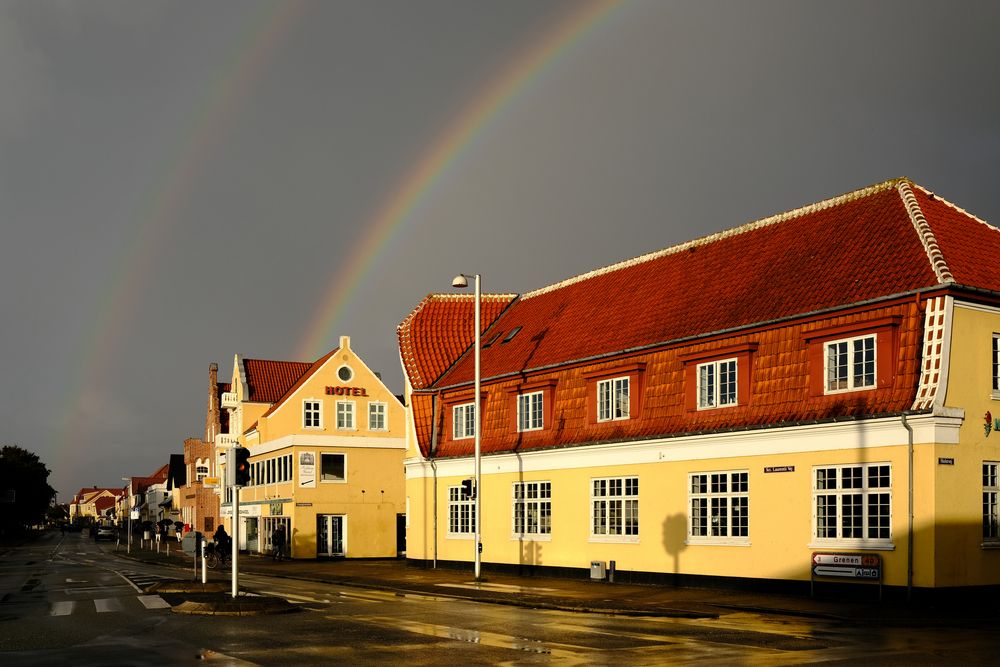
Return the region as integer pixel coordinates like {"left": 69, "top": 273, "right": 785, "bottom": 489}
{"left": 590, "top": 560, "right": 606, "bottom": 580}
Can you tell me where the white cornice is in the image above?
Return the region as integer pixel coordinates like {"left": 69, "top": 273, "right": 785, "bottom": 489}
{"left": 251, "top": 433, "right": 405, "bottom": 456}
{"left": 404, "top": 414, "right": 962, "bottom": 478}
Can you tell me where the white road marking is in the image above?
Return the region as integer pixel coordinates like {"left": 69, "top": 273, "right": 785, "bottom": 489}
{"left": 437, "top": 582, "right": 557, "bottom": 593}
{"left": 50, "top": 601, "right": 75, "bottom": 616}
{"left": 94, "top": 597, "right": 125, "bottom": 613}
{"left": 138, "top": 595, "right": 171, "bottom": 609}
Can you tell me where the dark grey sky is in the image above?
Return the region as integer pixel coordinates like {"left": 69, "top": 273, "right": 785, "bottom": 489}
{"left": 2, "top": 0, "right": 998, "bottom": 500}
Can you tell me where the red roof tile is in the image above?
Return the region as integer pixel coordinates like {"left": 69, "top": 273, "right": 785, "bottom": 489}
{"left": 257, "top": 347, "right": 341, "bottom": 421}
{"left": 243, "top": 359, "right": 313, "bottom": 403}
{"left": 398, "top": 293, "right": 516, "bottom": 390}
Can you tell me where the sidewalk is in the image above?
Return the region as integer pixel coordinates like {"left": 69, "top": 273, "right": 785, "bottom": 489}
{"left": 112, "top": 541, "right": 999, "bottom": 627}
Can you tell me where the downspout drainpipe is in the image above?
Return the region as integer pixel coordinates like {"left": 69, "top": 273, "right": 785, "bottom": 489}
{"left": 430, "top": 393, "right": 439, "bottom": 569}
{"left": 902, "top": 412, "right": 914, "bottom": 601}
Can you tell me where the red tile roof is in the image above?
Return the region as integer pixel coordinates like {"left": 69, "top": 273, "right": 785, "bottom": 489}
{"left": 434, "top": 179, "right": 993, "bottom": 388}
{"left": 243, "top": 359, "right": 313, "bottom": 403}
{"left": 402, "top": 178, "right": 1000, "bottom": 458}
{"left": 398, "top": 293, "right": 516, "bottom": 390}
{"left": 257, "top": 347, "right": 341, "bottom": 421}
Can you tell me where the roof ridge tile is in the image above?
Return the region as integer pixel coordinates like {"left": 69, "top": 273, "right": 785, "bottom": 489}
{"left": 897, "top": 180, "right": 954, "bottom": 284}
{"left": 523, "top": 178, "right": 905, "bottom": 300}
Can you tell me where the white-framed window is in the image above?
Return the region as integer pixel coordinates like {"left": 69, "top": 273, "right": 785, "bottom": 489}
{"left": 813, "top": 463, "right": 891, "bottom": 546}
{"left": 985, "top": 463, "right": 1000, "bottom": 543}
{"left": 517, "top": 391, "right": 544, "bottom": 432}
{"left": 689, "top": 471, "right": 749, "bottom": 542}
{"left": 303, "top": 399, "right": 322, "bottom": 428}
{"left": 697, "top": 359, "right": 737, "bottom": 409}
{"left": 824, "top": 335, "right": 876, "bottom": 393}
{"left": 195, "top": 458, "right": 209, "bottom": 483}
{"left": 992, "top": 334, "right": 999, "bottom": 398}
{"left": 368, "top": 402, "right": 387, "bottom": 431}
{"left": 597, "top": 377, "right": 630, "bottom": 422}
{"left": 336, "top": 401, "right": 355, "bottom": 430}
{"left": 448, "top": 486, "right": 475, "bottom": 536}
{"left": 321, "top": 453, "right": 346, "bottom": 482}
{"left": 591, "top": 476, "right": 639, "bottom": 540}
{"left": 512, "top": 481, "right": 551, "bottom": 538}
{"left": 453, "top": 403, "right": 476, "bottom": 440}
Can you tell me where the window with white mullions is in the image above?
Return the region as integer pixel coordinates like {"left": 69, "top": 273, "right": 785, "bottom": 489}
{"left": 813, "top": 463, "right": 891, "bottom": 545}
{"left": 591, "top": 476, "right": 638, "bottom": 540}
{"left": 452, "top": 403, "right": 475, "bottom": 439}
{"left": 597, "top": 377, "right": 630, "bottom": 422}
{"left": 368, "top": 402, "right": 387, "bottom": 431}
{"left": 992, "top": 334, "right": 1000, "bottom": 396}
{"left": 513, "top": 481, "right": 551, "bottom": 537}
{"left": 697, "top": 359, "right": 737, "bottom": 409}
{"left": 517, "top": 391, "right": 544, "bottom": 431}
{"left": 825, "top": 335, "right": 875, "bottom": 393}
{"left": 689, "top": 471, "right": 749, "bottom": 542}
{"left": 448, "top": 486, "right": 475, "bottom": 536}
{"left": 303, "top": 400, "right": 321, "bottom": 428}
{"left": 336, "top": 401, "right": 355, "bottom": 429}
{"left": 984, "top": 463, "right": 1000, "bottom": 542}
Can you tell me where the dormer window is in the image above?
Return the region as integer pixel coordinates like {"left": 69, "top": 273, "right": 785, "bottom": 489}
{"left": 825, "top": 335, "right": 875, "bottom": 393}
{"left": 597, "top": 377, "right": 630, "bottom": 421}
{"left": 517, "top": 391, "right": 544, "bottom": 431}
{"left": 697, "top": 359, "right": 737, "bottom": 409}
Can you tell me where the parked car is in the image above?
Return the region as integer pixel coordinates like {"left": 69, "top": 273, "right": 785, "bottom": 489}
{"left": 94, "top": 525, "right": 116, "bottom": 541}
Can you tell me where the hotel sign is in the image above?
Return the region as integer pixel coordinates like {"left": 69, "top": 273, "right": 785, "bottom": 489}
{"left": 326, "top": 386, "right": 369, "bottom": 396}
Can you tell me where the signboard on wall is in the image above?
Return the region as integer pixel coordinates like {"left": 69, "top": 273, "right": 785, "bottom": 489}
{"left": 811, "top": 553, "right": 881, "bottom": 580}
{"left": 298, "top": 451, "right": 316, "bottom": 488}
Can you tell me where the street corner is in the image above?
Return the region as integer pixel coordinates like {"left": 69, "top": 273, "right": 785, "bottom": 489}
{"left": 165, "top": 591, "right": 302, "bottom": 616}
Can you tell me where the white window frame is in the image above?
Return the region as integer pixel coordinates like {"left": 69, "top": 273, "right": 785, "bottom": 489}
{"left": 336, "top": 400, "right": 355, "bottom": 430}
{"left": 512, "top": 481, "right": 552, "bottom": 540}
{"left": 992, "top": 334, "right": 1000, "bottom": 399}
{"left": 985, "top": 462, "right": 1000, "bottom": 545}
{"left": 688, "top": 470, "right": 749, "bottom": 545}
{"left": 303, "top": 399, "right": 322, "bottom": 429}
{"left": 368, "top": 401, "right": 387, "bottom": 431}
{"left": 597, "top": 377, "right": 630, "bottom": 422}
{"left": 517, "top": 391, "right": 544, "bottom": 432}
{"left": 447, "top": 486, "right": 475, "bottom": 538}
{"left": 452, "top": 402, "right": 476, "bottom": 440}
{"left": 812, "top": 463, "right": 892, "bottom": 548}
{"left": 697, "top": 358, "right": 738, "bottom": 409}
{"left": 824, "top": 334, "right": 876, "bottom": 394}
{"left": 320, "top": 452, "right": 346, "bottom": 483}
{"left": 590, "top": 476, "right": 639, "bottom": 542}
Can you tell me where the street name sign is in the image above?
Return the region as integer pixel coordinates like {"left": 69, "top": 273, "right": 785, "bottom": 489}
{"left": 811, "top": 552, "right": 881, "bottom": 580}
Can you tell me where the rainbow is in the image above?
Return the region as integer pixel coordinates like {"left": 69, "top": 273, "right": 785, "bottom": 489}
{"left": 58, "top": 2, "right": 308, "bottom": 474}
{"left": 296, "top": 0, "right": 622, "bottom": 360}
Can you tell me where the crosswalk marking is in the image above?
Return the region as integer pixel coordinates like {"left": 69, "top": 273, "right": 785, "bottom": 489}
{"left": 138, "top": 595, "right": 171, "bottom": 609}
{"left": 95, "top": 597, "right": 125, "bottom": 613}
{"left": 50, "top": 601, "right": 74, "bottom": 616}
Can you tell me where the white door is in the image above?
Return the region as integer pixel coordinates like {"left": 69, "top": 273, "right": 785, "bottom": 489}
{"left": 317, "top": 515, "right": 344, "bottom": 557}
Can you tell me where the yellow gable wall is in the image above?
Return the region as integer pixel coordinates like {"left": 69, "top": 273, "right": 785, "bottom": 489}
{"left": 235, "top": 337, "right": 406, "bottom": 558}
{"left": 938, "top": 301, "right": 1000, "bottom": 586}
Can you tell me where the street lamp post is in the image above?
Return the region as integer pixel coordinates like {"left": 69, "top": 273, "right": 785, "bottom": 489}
{"left": 452, "top": 273, "right": 482, "bottom": 580}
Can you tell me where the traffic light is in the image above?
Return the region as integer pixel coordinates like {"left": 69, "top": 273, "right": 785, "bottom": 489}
{"left": 460, "top": 478, "right": 476, "bottom": 499}
{"left": 233, "top": 447, "right": 251, "bottom": 487}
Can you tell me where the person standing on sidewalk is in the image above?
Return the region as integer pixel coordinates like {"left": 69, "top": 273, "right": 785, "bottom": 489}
{"left": 271, "top": 524, "right": 286, "bottom": 561}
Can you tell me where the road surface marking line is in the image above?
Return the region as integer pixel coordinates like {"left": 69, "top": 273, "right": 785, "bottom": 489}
{"left": 50, "top": 601, "right": 74, "bottom": 616}
{"left": 138, "top": 595, "right": 171, "bottom": 609}
{"left": 94, "top": 597, "right": 125, "bottom": 613}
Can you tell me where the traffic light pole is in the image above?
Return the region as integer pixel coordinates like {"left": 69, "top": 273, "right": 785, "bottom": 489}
{"left": 231, "top": 484, "right": 239, "bottom": 599}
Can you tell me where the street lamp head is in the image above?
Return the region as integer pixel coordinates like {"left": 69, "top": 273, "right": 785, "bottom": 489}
{"left": 452, "top": 274, "right": 469, "bottom": 289}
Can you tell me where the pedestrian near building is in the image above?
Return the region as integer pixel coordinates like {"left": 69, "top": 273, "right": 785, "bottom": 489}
{"left": 271, "top": 524, "right": 286, "bottom": 561}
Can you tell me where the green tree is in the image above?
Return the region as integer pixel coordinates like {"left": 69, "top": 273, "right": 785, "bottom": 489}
{"left": 0, "top": 445, "right": 56, "bottom": 535}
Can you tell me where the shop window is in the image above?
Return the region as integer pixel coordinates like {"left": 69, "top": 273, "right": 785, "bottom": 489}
{"left": 813, "top": 463, "right": 892, "bottom": 547}
{"left": 321, "top": 453, "right": 346, "bottom": 483}
{"left": 688, "top": 471, "right": 748, "bottom": 543}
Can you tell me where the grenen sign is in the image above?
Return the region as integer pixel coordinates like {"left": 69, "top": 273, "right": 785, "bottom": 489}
{"left": 811, "top": 552, "right": 881, "bottom": 580}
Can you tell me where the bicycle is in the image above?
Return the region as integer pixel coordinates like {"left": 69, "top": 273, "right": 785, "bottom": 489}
{"left": 204, "top": 540, "right": 230, "bottom": 569}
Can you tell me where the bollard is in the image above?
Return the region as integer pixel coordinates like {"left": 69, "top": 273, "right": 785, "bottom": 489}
{"left": 609, "top": 560, "right": 616, "bottom": 583}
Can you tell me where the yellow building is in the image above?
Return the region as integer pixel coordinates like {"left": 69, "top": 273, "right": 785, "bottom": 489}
{"left": 398, "top": 179, "right": 1000, "bottom": 595}
{"left": 223, "top": 336, "right": 406, "bottom": 558}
